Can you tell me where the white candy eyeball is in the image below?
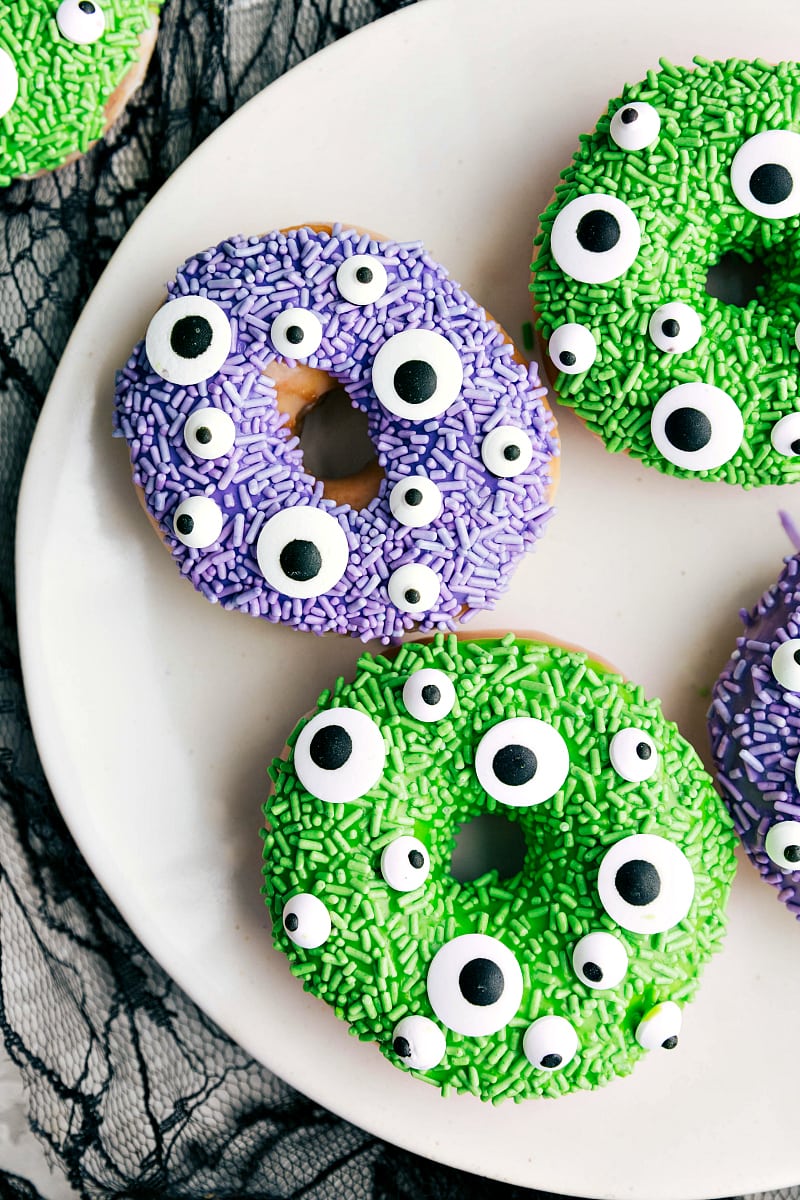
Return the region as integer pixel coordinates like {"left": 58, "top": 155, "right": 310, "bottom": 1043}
{"left": 282, "top": 893, "right": 331, "bottom": 949}
{"left": 392, "top": 1015, "right": 446, "bottom": 1071}
{"left": 651, "top": 382, "right": 744, "bottom": 471}
{"left": 796, "top": 754, "right": 800, "bottom": 790}
{"left": 523, "top": 1015, "right": 579, "bottom": 1072}
{"left": 172, "top": 496, "right": 224, "bottom": 548}
{"left": 256, "top": 506, "right": 349, "bottom": 599}
{"left": 609, "top": 101, "right": 661, "bottom": 152}
{"left": 56, "top": 0, "right": 105, "bottom": 44}
{"left": 183, "top": 407, "right": 236, "bottom": 460}
{"left": 635, "top": 1000, "right": 682, "bottom": 1051}
{"left": 771, "top": 638, "right": 800, "bottom": 691}
{"left": 426, "top": 933, "right": 523, "bottom": 1037}
{"left": 475, "top": 716, "right": 569, "bottom": 808}
{"left": 372, "top": 329, "right": 463, "bottom": 421}
{"left": 402, "top": 668, "right": 456, "bottom": 723}
{"left": 387, "top": 563, "right": 441, "bottom": 614}
{"left": 481, "top": 426, "right": 534, "bottom": 478}
{"left": 548, "top": 323, "right": 597, "bottom": 375}
{"left": 730, "top": 130, "right": 800, "bottom": 220}
{"left": 771, "top": 412, "right": 800, "bottom": 458}
{"left": 648, "top": 302, "right": 702, "bottom": 354}
{"left": 380, "top": 835, "right": 431, "bottom": 892}
{"left": 0, "top": 48, "right": 19, "bottom": 119}
{"left": 145, "top": 296, "right": 232, "bottom": 386}
{"left": 609, "top": 728, "right": 659, "bottom": 783}
{"left": 572, "top": 931, "right": 629, "bottom": 990}
{"left": 336, "top": 255, "right": 388, "bottom": 305}
{"left": 270, "top": 308, "right": 323, "bottom": 359}
{"left": 764, "top": 820, "right": 800, "bottom": 871}
{"left": 293, "top": 707, "right": 386, "bottom": 805}
{"left": 597, "top": 833, "right": 695, "bottom": 935}
{"left": 549, "top": 192, "right": 641, "bottom": 284}
{"left": 388, "top": 475, "right": 443, "bottom": 528}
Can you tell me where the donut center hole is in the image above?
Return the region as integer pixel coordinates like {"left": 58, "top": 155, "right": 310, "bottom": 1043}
{"left": 298, "top": 387, "right": 377, "bottom": 482}
{"left": 705, "top": 250, "right": 767, "bottom": 309}
{"left": 450, "top": 813, "right": 527, "bottom": 883}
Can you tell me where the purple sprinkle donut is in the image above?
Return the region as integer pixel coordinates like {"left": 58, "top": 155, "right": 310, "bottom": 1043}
{"left": 113, "top": 224, "right": 558, "bottom": 641}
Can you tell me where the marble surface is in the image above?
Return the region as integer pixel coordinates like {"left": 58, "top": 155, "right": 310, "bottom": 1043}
{"left": 0, "top": 1047, "right": 76, "bottom": 1198}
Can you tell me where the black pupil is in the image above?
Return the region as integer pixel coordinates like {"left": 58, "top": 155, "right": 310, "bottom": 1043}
{"left": 784, "top": 844, "right": 800, "bottom": 863}
{"left": 170, "top": 315, "right": 213, "bottom": 359}
{"left": 421, "top": 684, "right": 441, "bottom": 706}
{"left": 78, "top": 0, "right": 96, "bottom": 11}
{"left": 583, "top": 961, "right": 603, "bottom": 983}
{"left": 749, "top": 162, "right": 793, "bottom": 206}
{"left": 176, "top": 514, "right": 194, "bottom": 535}
{"left": 393, "top": 360, "right": 437, "bottom": 405}
{"left": 286, "top": 325, "right": 304, "bottom": 345}
{"left": 195, "top": 425, "right": 213, "bottom": 445}
{"left": 664, "top": 406, "right": 712, "bottom": 452}
{"left": 408, "top": 850, "right": 425, "bottom": 869}
{"left": 405, "top": 589, "right": 421, "bottom": 605}
{"left": 793, "top": 649, "right": 800, "bottom": 666}
{"left": 279, "top": 539, "right": 322, "bottom": 581}
{"left": 636, "top": 741, "right": 652, "bottom": 760}
{"left": 284, "top": 912, "right": 299, "bottom": 932}
{"left": 620, "top": 107, "right": 638, "bottom": 125}
{"left": 492, "top": 743, "right": 537, "bottom": 786}
{"left": 559, "top": 350, "right": 577, "bottom": 366}
{"left": 791, "top": 438, "right": 800, "bottom": 455}
{"left": 661, "top": 1036, "right": 679, "bottom": 1050}
{"left": 541, "top": 1053, "right": 563, "bottom": 1069}
{"left": 458, "top": 958, "right": 504, "bottom": 1006}
{"left": 615, "top": 859, "right": 661, "bottom": 906}
{"left": 576, "top": 210, "right": 620, "bottom": 253}
{"left": 309, "top": 723, "right": 352, "bottom": 771}
{"left": 503, "top": 444, "right": 521, "bottom": 461}
{"left": 393, "top": 1036, "right": 411, "bottom": 1058}
{"left": 355, "top": 266, "right": 373, "bottom": 284}
{"left": 405, "top": 488, "right": 423, "bottom": 506}
{"left": 661, "top": 318, "right": 680, "bottom": 339}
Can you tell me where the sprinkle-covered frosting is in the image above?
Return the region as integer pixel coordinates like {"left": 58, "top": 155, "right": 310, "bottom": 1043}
{"left": 115, "top": 226, "right": 558, "bottom": 641}
{"left": 533, "top": 57, "right": 800, "bottom": 488}
{"left": 263, "top": 635, "right": 735, "bottom": 1102}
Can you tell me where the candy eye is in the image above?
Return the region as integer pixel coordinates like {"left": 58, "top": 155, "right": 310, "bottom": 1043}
{"left": 597, "top": 833, "right": 695, "bottom": 935}
{"left": 730, "top": 130, "right": 800, "bottom": 220}
{"left": 480, "top": 426, "right": 534, "bottom": 478}
{"left": 392, "top": 1015, "right": 446, "bottom": 1071}
{"left": 270, "top": 308, "right": 324, "bottom": 359}
{"left": 650, "top": 382, "right": 744, "bottom": 471}
{"left": 388, "top": 475, "right": 443, "bottom": 528}
{"left": 771, "top": 412, "right": 800, "bottom": 458}
{"left": 764, "top": 820, "right": 800, "bottom": 871}
{"left": 609, "top": 728, "right": 659, "bottom": 783}
{"left": 426, "top": 933, "right": 523, "bottom": 1036}
{"left": 648, "top": 302, "right": 702, "bottom": 354}
{"left": 380, "top": 835, "right": 431, "bottom": 892}
{"left": 523, "top": 1015, "right": 579, "bottom": 1072}
{"left": 282, "top": 893, "right": 331, "bottom": 949}
{"left": 635, "top": 1001, "right": 682, "bottom": 1051}
{"left": 293, "top": 707, "right": 386, "bottom": 805}
{"left": 547, "top": 323, "right": 597, "bottom": 375}
{"left": 56, "top": 0, "right": 105, "bottom": 44}
{"left": 609, "top": 101, "right": 661, "bottom": 152}
{"left": 0, "top": 48, "right": 19, "bottom": 119}
{"left": 387, "top": 563, "right": 441, "bottom": 614}
{"left": 402, "top": 668, "right": 456, "bottom": 722}
{"left": 336, "top": 255, "right": 388, "bottom": 305}
{"left": 475, "top": 716, "right": 569, "bottom": 808}
{"left": 771, "top": 638, "right": 800, "bottom": 691}
{"left": 372, "top": 329, "right": 463, "bottom": 421}
{"left": 183, "top": 407, "right": 236, "bottom": 460}
{"left": 256, "top": 507, "right": 349, "bottom": 599}
{"left": 145, "top": 296, "right": 232, "bottom": 386}
{"left": 172, "top": 496, "right": 224, "bottom": 548}
{"left": 572, "top": 931, "right": 629, "bottom": 990}
{"left": 549, "top": 193, "right": 641, "bottom": 284}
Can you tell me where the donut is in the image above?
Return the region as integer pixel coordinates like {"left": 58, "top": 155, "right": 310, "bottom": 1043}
{"left": 262, "top": 634, "right": 736, "bottom": 1101}
{"left": 532, "top": 57, "right": 800, "bottom": 488}
{"left": 0, "top": 0, "right": 160, "bottom": 184}
{"left": 114, "top": 225, "right": 558, "bottom": 641}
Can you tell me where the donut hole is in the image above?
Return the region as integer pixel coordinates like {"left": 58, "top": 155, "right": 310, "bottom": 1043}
{"left": 705, "top": 249, "right": 767, "bottom": 309}
{"left": 450, "top": 813, "right": 527, "bottom": 883}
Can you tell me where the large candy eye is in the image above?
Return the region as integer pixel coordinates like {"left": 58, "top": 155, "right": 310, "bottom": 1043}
{"left": 381, "top": 835, "right": 431, "bottom": 892}
{"left": 426, "top": 934, "right": 523, "bottom": 1036}
{"left": 609, "top": 728, "right": 659, "bottom": 783}
{"left": 183, "top": 407, "right": 236, "bottom": 460}
{"left": 648, "top": 302, "right": 702, "bottom": 354}
{"left": 56, "top": 0, "right": 105, "bottom": 43}
{"left": 730, "top": 130, "right": 800, "bottom": 220}
{"left": 372, "top": 329, "right": 463, "bottom": 421}
{"left": 549, "top": 193, "right": 641, "bottom": 284}
{"left": 523, "top": 1015, "right": 579, "bottom": 1072}
{"left": 771, "top": 412, "right": 800, "bottom": 458}
{"left": 475, "top": 717, "right": 569, "bottom": 808}
{"left": 145, "top": 296, "right": 232, "bottom": 386}
{"left": 651, "top": 382, "right": 744, "bottom": 471}
{"left": 764, "top": 820, "right": 800, "bottom": 871}
{"left": 0, "top": 48, "right": 19, "bottom": 118}
{"left": 336, "top": 255, "right": 388, "bottom": 305}
{"left": 282, "top": 893, "right": 331, "bottom": 949}
{"left": 635, "top": 1001, "right": 682, "bottom": 1051}
{"left": 609, "top": 102, "right": 661, "bottom": 151}
{"left": 597, "top": 834, "right": 695, "bottom": 935}
{"left": 293, "top": 707, "right": 386, "bottom": 805}
{"left": 481, "top": 426, "right": 534, "bottom": 478}
{"left": 270, "top": 308, "right": 323, "bottom": 359}
{"left": 172, "top": 496, "right": 224, "bottom": 548}
{"left": 771, "top": 638, "right": 800, "bottom": 691}
{"left": 388, "top": 475, "right": 443, "bottom": 528}
{"left": 392, "top": 1015, "right": 446, "bottom": 1071}
{"left": 256, "top": 507, "right": 349, "bottom": 599}
{"left": 402, "top": 668, "right": 456, "bottom": 722}
{"left": 387, "top": 564, "right": 441, "bottom": 614}
{"left": 572, "top": 931, "right": 629, "bottom": 990}
{"left": 548, "top": 323, "right": 597, "bottom": 375}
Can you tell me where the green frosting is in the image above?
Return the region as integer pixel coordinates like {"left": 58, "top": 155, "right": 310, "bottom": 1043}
{"left": 262, "top": 635, "right": 736, "bottom": 1103}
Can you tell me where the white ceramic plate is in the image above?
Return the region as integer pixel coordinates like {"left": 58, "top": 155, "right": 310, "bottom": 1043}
{"left": 16, "top": 1, "right": 800, "bottom": 1195}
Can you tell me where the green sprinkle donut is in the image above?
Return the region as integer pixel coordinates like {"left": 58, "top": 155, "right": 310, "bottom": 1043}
{"left": 262, "top": 634, "right": 735, "bottom": 1102}
{"left": 532, "top": 57, "right": 800, "bottom": 488}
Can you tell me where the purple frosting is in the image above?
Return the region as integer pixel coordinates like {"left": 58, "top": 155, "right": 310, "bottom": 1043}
{"left": 113, "top": 225, "right": 557, "bottom": 640}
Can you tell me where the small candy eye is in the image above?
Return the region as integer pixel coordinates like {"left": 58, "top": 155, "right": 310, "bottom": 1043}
{"left": 571, "top": 931, "right": 629, "bottom": 990}
{"left": 282, "top": 893, "right": 331, "bottom": 949}
{"left": 172, "top": 496, "right": 224, "bottom": 548}
{"left": 391, "top": 1015, "right": 446, "bottom": 1071}
{"left": 547, "top": 323, "right": 597, "bottom": 375}
{"left": 730, "top": 130, "right": 800, "bottom": 220}
{"left": 771, "top": 413, "right": 800, "bottom": 458}
{"left": 336, "top": 255, "right": 388, "bottom": 305}
{"left": 402, "top": 668, "right": 456, "bottom": 722}
{"left": 372, "top": 329, "right": 463, "bottom": 422}
{"left": 635, "top": 1001, "right": 682, "bottom": 1051}
{"left": 549, "top": 193, "right": 641, "bottom": 284}
{"left": 270, "top": 308, "right": 323, "bottom": 359}
{"left": 387, "top": 563, "right": 441, "bottom": 614}
{"left": 293, "top": 707, "right": 386, "bottom": 805}
{"left": 523, "top": 1015, "right": 579, "bottom": 1072}
{"left": 388, "top": 475, "right": 443, "bottom": 528}
{"left": 183, "top": 407, "right": 236, "bottom": 460}
{"left": 145, "top": 296, "right": 232, "bottom": 386}
{"left": 609, "top": 728, "right": 659, "bottom": 783}
{"left": 771, "top": 638, "right": 800, "bottom": 691}
{"left": 256, "top": 506, "right": 349, "bottom": 599}
{"left": 650, "top": 382, "right": 744, "bottom": 471}
{"left": 426, "top": 933, "right": 523, "bottom": 1036}
{"left": 764, "top": 820, "right": 800, "bottom": 871}
{"left": 609, "top": 101, "right": 661, "bottom": 152}
{"left": 648, "top": 302, "right": 702, "bottom": 354}
{"left": 481, "top": 426, "right": 534, "bottom": 478}
{"left": 475, "top": 717, "right": 569, "bottom": 808}
{"left": 597, "top": 833, "right": 695, "bottom": 935}
{"left": 56, "top": 0, "right": 105, "bottom": 44}
{"left": 0, "top": 48, "right": 19, "bottom": 119}
{"left": 380, "top": 835, "right": 431, "bottom": 892}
